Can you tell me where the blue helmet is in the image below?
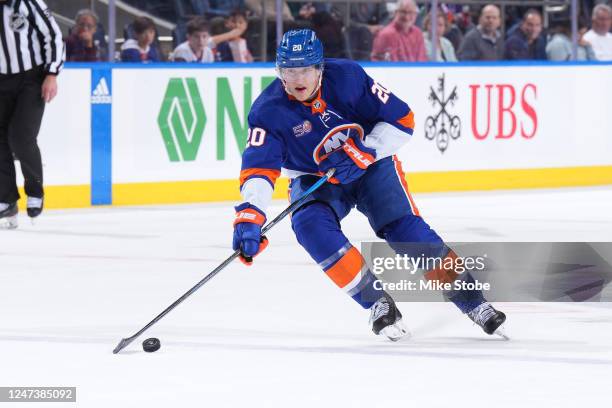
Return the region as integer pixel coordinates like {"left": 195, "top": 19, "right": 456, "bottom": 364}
{"left": 276, "top": 29, "right": 324, "bottom": 68}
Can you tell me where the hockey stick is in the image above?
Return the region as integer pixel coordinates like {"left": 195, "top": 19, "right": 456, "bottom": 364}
{"left": 113, "top": 168, "right": 335, "bottom": 354}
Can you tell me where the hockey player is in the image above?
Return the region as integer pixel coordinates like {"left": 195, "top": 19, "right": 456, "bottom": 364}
{"left": 232, "top": 29, "right": 506, "bottom": 340}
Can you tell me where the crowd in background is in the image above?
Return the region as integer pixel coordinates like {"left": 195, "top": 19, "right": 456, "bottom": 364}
{"left": 63, "top": 0, "right": 612, "bottom": 63}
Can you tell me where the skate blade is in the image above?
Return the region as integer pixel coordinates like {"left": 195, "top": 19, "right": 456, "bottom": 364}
{"left": 0, "top": 215, "right": 18, "bottom": 230}
{"left": 380, "top": 318, "right": 410, "bottom": 342}
{"left": 494, "top": 325, "right": 510, "bottom": 340}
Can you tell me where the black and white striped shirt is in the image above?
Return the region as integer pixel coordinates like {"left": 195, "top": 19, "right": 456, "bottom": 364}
{"left": 0, "top": 0, "right": 64, "bottom": 75}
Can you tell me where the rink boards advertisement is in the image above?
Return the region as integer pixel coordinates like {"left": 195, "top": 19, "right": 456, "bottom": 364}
{"left": 33, "top": 62, "right": 612, "bottom": 208}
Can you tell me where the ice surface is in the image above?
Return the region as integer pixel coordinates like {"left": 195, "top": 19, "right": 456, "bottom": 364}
{"left": 1, "top": 187, "right": 612, "bottom": 407}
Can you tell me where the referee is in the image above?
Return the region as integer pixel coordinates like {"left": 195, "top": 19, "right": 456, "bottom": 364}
{"left": 0, "top": 0, "right": 64, "bottom": 229}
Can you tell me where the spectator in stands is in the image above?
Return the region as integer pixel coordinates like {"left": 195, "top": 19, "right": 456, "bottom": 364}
{"left": 371, "top": 0, "right": 427, "bottom": 62}
{"left": 207, "top": 0, "right": 246, "bottom": 16}
{"left": 245, "top": 0, "right": 294, "bottom": 22}
{"left": 297, "top": 2, "right": 317, "bottom": 20}
{"left": 214, "top": 11, "right": 253, "bottom": 63}
{"left": 311, "top": 11, "right": 346, "bottom": 58}
{"left": 583, "top": 3, "right": 612, "bottom": 60}
{"left": 547, "top": 19, "right": 596, "bottom": 61}
{"left": 172, "top": 15, "right": 249, "bottom": 63}
{"left": 442, "top": 6, "right": 467, "bottom": 52}
{"left": 120, "top": 17, "right": 160, "bottom": 62}
{"left": 504, "top": 9, "right": 546, "bottom": 60}
{"left": 172, "top": 17, "right": 215, "bottom": 62}
{"left": 423, "top": 12, "right": 457, "bottom": 61}
{"left": 294, "top": 3, "right": 382, "bottom": 60}
{"left": 331, "top": 3, "right": 389, "bottom": 36}
{"left": 65, "top": 9, "right": 104, "bottom": 62}
{"left": 455, "top": 5, "right": 476, "bottom": 35}
{"left": 457, "top": 4, "right": 504, "bottom": 61}
{"left": 297, "top": 1, "right": 332, "bottom": 17}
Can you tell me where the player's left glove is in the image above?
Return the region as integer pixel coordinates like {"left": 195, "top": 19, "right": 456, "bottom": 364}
{"left": 232, "top": 203, "right": 269, "bottom": 266}
{"left": 318, "top": 134, "right": 376, "bottom": 184}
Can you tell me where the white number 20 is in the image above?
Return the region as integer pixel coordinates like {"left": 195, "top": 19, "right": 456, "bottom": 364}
{"left": 371, "top": 81, "right": 390, "bottom": 104}
{"left": 292, "top": 44, "right": 302, "bottom": 51}
{"left": 246, "top": 127, "right": 267, "bottom": 147}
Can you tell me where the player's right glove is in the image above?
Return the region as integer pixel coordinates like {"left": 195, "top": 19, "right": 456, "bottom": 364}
{"left": 232, "top": 202, "right": 269, "bottom": 266}
{"left": 318, "top": 134, "right": 376, "bottom": 184}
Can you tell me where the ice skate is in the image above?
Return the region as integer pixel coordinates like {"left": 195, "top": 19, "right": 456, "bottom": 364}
{"left": 369, "top": 293, "right": 409, "bottom": 341}
{"left": 0, "top": 202, "right": 18, "bottom": 230}
{"left": 467, "top": 302, "right": 508, "bottom": 339}
{"left": 27, "top": 196, "right": 43, "bottom": 218}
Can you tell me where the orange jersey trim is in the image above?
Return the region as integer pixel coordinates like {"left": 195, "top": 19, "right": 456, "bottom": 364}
{"left": 392, "top": 155, "right": 420, "bottom": 216}
{"left": 239, "top": 168, "right": 281, "bottom": 187}
{"left": 397, "top": 111, "right": 415, "bottom": 130}
{"left": 289, "top": 87, "right": 327, "bottom": 115}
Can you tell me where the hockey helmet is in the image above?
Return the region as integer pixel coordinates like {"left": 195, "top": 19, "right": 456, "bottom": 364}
{"left": 276, "top": 29, "right": 324, "bottom": 68}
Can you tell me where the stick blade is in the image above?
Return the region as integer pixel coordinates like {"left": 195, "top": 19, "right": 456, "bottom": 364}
{"left": 113, "top": 338, "right": 132, "bottom": 354}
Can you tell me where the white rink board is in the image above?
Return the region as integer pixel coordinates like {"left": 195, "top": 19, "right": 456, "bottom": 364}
{"left": 24, "top": 64, "right": 612, "bottom": 193}
{"left": 112, "top": 68, "right": 276, "bottom": 183}
{"left": 20, "top": 69, "right": 91, "bottom": 186}
{"left": 368, "top": 65, "right": 612, "bottom": 171}
{"left": 110, "top": 64, "right": 612, "bottom": 184}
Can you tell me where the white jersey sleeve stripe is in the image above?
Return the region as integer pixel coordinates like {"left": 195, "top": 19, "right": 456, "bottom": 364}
{"left": 241, "top": 177, "right": 274, "bottom": 213}
{"left": 363, "top": 122, "right": 412, "bottom": 160}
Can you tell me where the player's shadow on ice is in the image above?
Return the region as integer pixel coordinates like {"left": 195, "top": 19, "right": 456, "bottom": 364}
{"left": 164, "top": 338, "right": 611, "bottom": 366}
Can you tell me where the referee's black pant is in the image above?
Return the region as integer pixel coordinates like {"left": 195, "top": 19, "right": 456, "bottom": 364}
{"left": 0, "top": 66, "right": 46, "bottom": 204}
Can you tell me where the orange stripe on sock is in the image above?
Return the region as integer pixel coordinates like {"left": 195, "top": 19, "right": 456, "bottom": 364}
{"left": 240, "top": 168, "right": 281, "bottom": 187}
{"left": 424, "top": 250, "right": 459, "bottom": 284}
{"left": 325, "top": 247, "right": 365, "bottom": 289}
{"left": 392, "top": 155, "right": 420, "bottom": 216}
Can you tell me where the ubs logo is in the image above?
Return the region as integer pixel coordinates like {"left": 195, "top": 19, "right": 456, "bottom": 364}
{"left": 425, "top": 74, "right": 461, "bottom": 154}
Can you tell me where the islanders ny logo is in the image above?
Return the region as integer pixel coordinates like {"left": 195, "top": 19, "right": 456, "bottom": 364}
{"left": 425, "top": 74, "right": 461, "bottom": 153}
{"left": 313, "top": 123, "right": 364, "bottom": 164}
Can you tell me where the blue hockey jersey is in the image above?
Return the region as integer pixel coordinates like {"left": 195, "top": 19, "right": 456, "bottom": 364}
{"left": 240, "top": 58, "right": 415, "bottom": 211}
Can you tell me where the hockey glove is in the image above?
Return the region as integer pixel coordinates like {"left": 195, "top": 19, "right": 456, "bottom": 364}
{"left": 318, "top": 135, "right": 376, "bottom": 184}
{"left": 232, "top": 203, "right": 269, "bottom": 266}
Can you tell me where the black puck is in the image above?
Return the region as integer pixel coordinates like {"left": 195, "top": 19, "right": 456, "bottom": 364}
{"left": 142, "top": 337, "right": 161, "bottom": 352}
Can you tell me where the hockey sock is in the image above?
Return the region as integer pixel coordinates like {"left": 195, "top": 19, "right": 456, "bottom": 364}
{"left": 423, "top": 249, "right": 486, "bottom": 313}
{"left": 379, "top": 214, "right": 485, "bottom": 313}
{"left": 292, "top": 202, "right": 385, "bottom": 308}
